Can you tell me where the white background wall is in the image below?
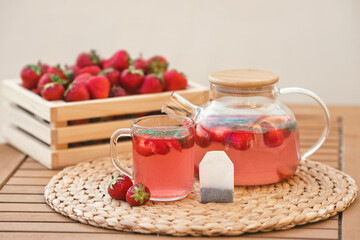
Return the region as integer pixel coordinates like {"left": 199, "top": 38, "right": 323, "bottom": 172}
{"left": 0, "top": 0, "right": 359, "bottom": 140}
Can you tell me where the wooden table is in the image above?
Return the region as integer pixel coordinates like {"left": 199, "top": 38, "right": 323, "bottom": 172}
{"left": 0, "top": 105, "right": 359, "bottom": 240}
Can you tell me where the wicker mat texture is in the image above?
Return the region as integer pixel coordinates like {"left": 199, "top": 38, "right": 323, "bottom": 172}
{"left": 45, "top": 153, "right": 358, "bottom": 237}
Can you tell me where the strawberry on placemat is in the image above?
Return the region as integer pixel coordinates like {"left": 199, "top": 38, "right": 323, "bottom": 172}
{"left": 126, "top": 182, "right": 151, "bottom": 206}
{"left": 108, "top": 174, "right": 133, "bottom": 200}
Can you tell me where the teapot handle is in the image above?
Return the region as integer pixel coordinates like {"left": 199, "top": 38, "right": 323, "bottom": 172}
{"left": 279, "top": 87, "right": 330, "bottom": 160}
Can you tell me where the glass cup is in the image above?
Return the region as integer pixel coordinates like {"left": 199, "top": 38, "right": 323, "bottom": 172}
{"left": 110, "top": 115, "right": 195, "bottom": 201}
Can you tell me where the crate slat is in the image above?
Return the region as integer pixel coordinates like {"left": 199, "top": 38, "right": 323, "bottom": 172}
{"left": 53, "top": 118, "right": 134, "bottom": 144}
{"left": 4, "top": 125, "right": 53, "bottom": 168}
{"left": 3, "top": 103, "right": 51, "bottom": 144}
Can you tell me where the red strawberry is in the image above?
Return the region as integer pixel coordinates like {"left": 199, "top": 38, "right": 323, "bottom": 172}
{"left": 230, "top": 131, "right": 254, "bottom": 150}
{"left": 108, "top": 174, "right": 133, "bottom": 200}
{"left": 73, "top": 73, "right": 92, "bottom": 84}
{"left": 100, "top": 68, "right": 121, "bottom": 86}
{"left": 99, "top": 59, "right": 107, "bottom": 68}
{"left": 139, "top": 74, "right": 164, "bottom": 94}
{"left": 264, "top": 129, "right": 284, "bottom": 147}
{"left": 147, "top": 55, "right": 168, "bottom": 74}
{"left": 126, "top": 182, "right": 151, "bottom": 206}
{"left": 194, "top": 125, "right": 212, "bottom": 148}
{"left": 39, "top": 63, "right": 49, "bottom": 73}
{"left": 64, "top": 82, "right": 90, "bottom": 102}
{"left": 163, "top": 70, "right": 187, "bottom": 91}
{"left": 103, "top": 50, "right": 130, "bottom": 71}
{"left": 37, "top": 73, "right": 68, "bottom": 91}
{"left": 47, "top": 65, "right": 67, "bottom": 79}
{"left": 150, "top": 139, "right": 169, "bottom": 155}
{"left": 76, "top": 50, "right": 100, "bottom": 68}
{"left": 133, "top": 57, "right": 148, "bottom": 73}
{"left": 120, "top": 68, "right": 144, "bottom": 94}
{"left": 20, "top": 64, "right": 43, "bottom": 89}
{"left": 86, "top": 76, "right": 111, "bottom": 99}
{"left": 110, "top": 86, "right": 127, "bottom": 97}
{"left": 209, "top": 127, "right": 232, "bottom": 143}
{"left": 134, "top": 137, "right": 154, "bottom": 156}
{"left": 78, "top": 65, "right": 101, "bottom": 75}
{"left": 165, "top": 139, "right": 182, "bottom": 152}
{"left": 180, "top": 135, "right": 195, "bottom": 149}
{"left": 41, "top": 82, "right": 65, "bottom": 101}
{"left": 64, "top": 65, "right": 80, "bottom": 81}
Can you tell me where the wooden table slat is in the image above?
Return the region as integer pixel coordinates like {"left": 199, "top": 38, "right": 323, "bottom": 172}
{"left": 0, "top": 145, "right": 26, "bottom": 189}
{"left": 0, "top": 194, "right": 45, "bottom": 203}
{"left": 0, "top": 212, "right": 73, "bottom": 222}
{"left": 0, "top": 185, "right": 45, "bottom": 194}
{"left": 0, "top": 203, "right": 53, "bottom": 212}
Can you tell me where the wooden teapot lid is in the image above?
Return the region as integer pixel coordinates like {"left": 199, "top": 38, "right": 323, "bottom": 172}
{"left": 208, "top": 69, "right": 279, "bottom": 88}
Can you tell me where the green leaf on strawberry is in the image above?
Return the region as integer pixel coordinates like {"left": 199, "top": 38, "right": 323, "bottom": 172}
{"left": 49, "top": 74, "right": 68, "bottom": 85}
{"left": 29, "top": 64, "right": 42, "bottom": 76}
{"left": 126, "top": 182, "right": 151, "bottom": 206}
{"left": 108, "top": 176, "right": 124, "bottom": 190}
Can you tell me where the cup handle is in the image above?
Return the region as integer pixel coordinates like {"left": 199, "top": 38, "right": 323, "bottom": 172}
{"left": 279, "top": 87, "right": 331, "bottom": 160}
{"left": 110, "top": 128, "right": 133, "bottom": 179}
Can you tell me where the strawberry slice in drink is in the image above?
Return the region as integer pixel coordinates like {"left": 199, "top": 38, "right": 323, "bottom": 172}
{"left": 134, "top": 137, "right": 154, "bottom": 156}
{"left": 179, "top": 135, "right": 195, "bottom": 149}
{"left": 209, "top": 127, "right": 232, "bottom": 143}
{"left": 165, "top": 139, "right": 182, "bottom": 152}
{"left": 194, "top": 125, "right": 212, "bottom": 148}
{"left": 149, "top": 139, "right": 170, "bottom": 155}
{"left": 264, "top": 129, "right": 284, "bottom": 148}
{"left": 230, "top": 130, "right": 254, "bottom": 150}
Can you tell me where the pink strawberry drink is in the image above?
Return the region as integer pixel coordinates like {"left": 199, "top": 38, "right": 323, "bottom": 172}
{"left": 194, "top": 115, "right": 300, "bottom": 186}
{"left": 133, "top": 127, "right": 195, "bottom": 201}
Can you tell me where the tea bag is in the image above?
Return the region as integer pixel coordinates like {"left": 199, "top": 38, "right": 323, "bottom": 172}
{"left": 199, "top": 151, "right": 234, "bottom": 203}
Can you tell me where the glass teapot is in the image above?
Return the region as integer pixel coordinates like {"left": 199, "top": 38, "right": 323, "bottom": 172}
{"left": 162, "top": 69, "right": 330, "bottom": 186}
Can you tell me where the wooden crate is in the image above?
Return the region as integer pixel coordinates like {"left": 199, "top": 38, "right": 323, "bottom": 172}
{"left": 1, "top": 79, "right": 209, "bottom": 169}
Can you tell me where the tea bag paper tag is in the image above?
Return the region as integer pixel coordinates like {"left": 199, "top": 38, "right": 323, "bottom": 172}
{"left": 199, "top": 151, "right": 234, "bottom": 203}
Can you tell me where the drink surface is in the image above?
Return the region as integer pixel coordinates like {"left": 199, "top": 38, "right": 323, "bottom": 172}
{"left": 132, "top": 128, "right": 194, "bottom": 200}
{"left": 194, "top": 115, "right": 300, "bottom": 185}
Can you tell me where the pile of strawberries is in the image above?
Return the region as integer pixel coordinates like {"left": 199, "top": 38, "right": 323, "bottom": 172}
{"left": 108, "top": 174, "right": 151, "bottom": 206}
{"left": 20, "top": 50, "right": 188, "bottom": 101}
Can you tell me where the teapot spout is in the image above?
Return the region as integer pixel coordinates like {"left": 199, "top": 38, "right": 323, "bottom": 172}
{"left": 162, "top": 92, "right": 201, "bottom": 120}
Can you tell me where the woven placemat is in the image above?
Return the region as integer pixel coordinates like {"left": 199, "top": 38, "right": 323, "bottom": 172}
{"left": 45, "top": 153, "right": 358, "bottom": 237}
